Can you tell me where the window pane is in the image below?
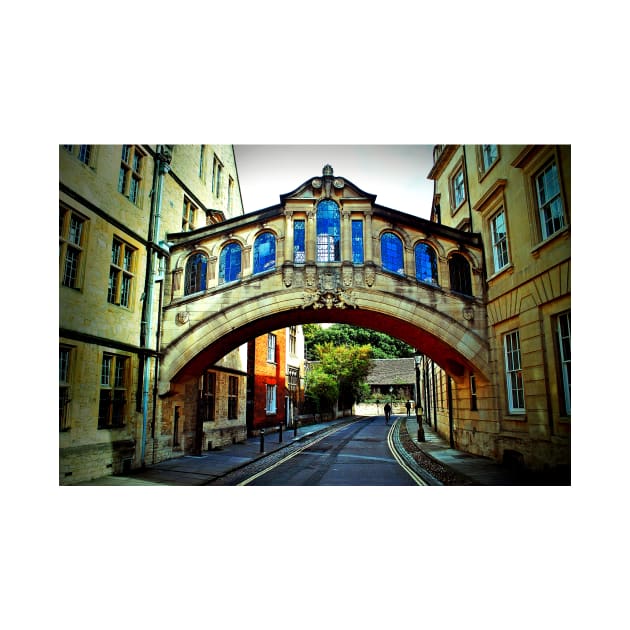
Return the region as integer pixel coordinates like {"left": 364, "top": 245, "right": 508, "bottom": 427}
{"left": 108, "top": 269, "right": 119, "bottom": 303}
{"left": 114, "top": 357, "right": 126, "bottom": 387}
{"left": 219, "top": 243, "right": 241, "bottom": 283}
{"left": 123, "top": 248, "right": 133, "bottom": 271}
{"left": 69, "top": 216, "right": 83, "bottom": 245}
{"left": 352, "top": 220, "right": 364, "bottom": 264}
{"left": 101, "top": 355, "right": 112, "bottom": 386}
{"left": 63, "top": 248, "right": 79, "bottom": 287}
{"left": 294, "top": 220, "right": 305, "bottom": 263}
{"left": 253, "top": 232, "right": 276, "bottom": 273}
{"left": 415, "top": 243, "right": 438, "bottom": 284}
{"left": 449, "top": 253, "right": 472, "bottom": 295}
{"left": 316, "top": 200, "right": 340, "bottom": 262}
{"left": 381, "top": 233, "right": 404, "bottom": 275}
{"left": 60, "top": 349, "right": 69, "bottom": 382}
{"left": 185, "top": 253, "right": 208, "bottom": 294}
{"left": 78, "top": 145, "right": 92, "bottom": 165}
{"left": 111, "top": 240, "right": 121, "bottom": 265}
{"left": 120, "top": 275, "right": 131, "bottom": 307}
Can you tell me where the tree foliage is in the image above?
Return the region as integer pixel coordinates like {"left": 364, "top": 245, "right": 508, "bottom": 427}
{"left": 303, "top": 324, "right": 414, "bottom": 360}
{"left": 305, "top": 341, "right": 374, "bottom": 412}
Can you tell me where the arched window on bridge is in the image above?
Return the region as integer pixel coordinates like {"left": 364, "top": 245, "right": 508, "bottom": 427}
{"left": 219, "top": 242, "right": 242, "bottom": 284}
{"left": 449, "top": 252, "right": 472, "bottom": 296}
{"left": 415, "top": 243, "right": 438, "bottom": 285}
{"left": 316, "top": 199, "right": 340, "bottom": 262}
{"left": 253, "top": 232, "right": 276, "bottom": 274}
{"left": 381, "top": 232, "right": 405, "bottom": 275}
{"left": 184, "top": 252, "right": 208, "bottom": 295}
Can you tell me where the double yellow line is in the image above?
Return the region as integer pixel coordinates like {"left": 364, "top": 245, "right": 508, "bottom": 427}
{"left": 387, "top": 419, "right": 427, "bottom": 485}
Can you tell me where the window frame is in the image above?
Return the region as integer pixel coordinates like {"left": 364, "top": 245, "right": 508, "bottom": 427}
{"left": 98, "top": 353, "right": 129, "bottom": 429}
{"left": 253, "top": 232, "right": 276, "bottom": 274}
{"left": 118, "top": 145, "right": 145, "bottom": 205}
{"left": 293, "top": 219, "right": 306, "bottom": 263}
{"left": 60, "top": 205, "right": 88, "bottom": 290}
{"left": 380, "top": 231, "right": 405, "bottom": 276}
{"left": 316, "top": 199, "right": 341, "bottom": 263}
{"left": 108, "top": 236, "right": 136, "bottom": 308}
{"left": 477, "top": 144, "right": 499, "bottom": 178}
{"left": 182, "top": 197, "right": 198, "bottom": 231}
{"left": 448, "top": 252, "right": 472, "bottom": 296}
{"left": 199, "top": 371, "right": 216, "bottom": 423}
{"left": 504, "top": 330, "right": 525, "bottom": 414}
{"left": 267, "top": 333, "right": 277, "bottom": 363}
{"left": 289, "top": 326, "right": 297, "bottom": 356}
{"left": 212, "top": 155, "right": 223, "bottom": 198}
{"left": 449, "top": 159, "right": 467, "bottom": 212}
{"left": 63, "top": 144, "right": 96, "bottom": 168}
{"left": 218, "top": 242, "right": 242, "bottom": 284}
{"left": 351, "top": 219, "right": 364, "bottom": 264}
{"left": 490, "top": 208, "right": 510, "bottom": 272}
{"left": 184, "top": 252, "right": 208, "bottom": 295}
{"left": 535, "top": 159, "right": 566, "bottom": 241}
{"left": 556, "top": 311, "right": 571, "bottom": 416}
{"left": 414, "top": 242, "right": 439, "bottom": 286}
{"left": 265, "top": 384, "right": 277, "bottom": 414}
{"left": 59, "top": 345, "right": 73, "bottom": 431}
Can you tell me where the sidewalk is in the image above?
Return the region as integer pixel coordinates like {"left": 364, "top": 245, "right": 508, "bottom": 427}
{"left": 74, "top": 417, "right": 354, "bottom": 486}
{"left": 400, "top": 414, "right": 570, "bottom": 485}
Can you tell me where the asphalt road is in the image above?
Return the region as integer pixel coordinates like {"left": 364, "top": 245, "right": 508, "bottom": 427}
{"left": 243, "top": 416, "right": 418, "bottom": 486}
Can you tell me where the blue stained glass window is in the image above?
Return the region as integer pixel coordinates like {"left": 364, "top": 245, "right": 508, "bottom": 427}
{"left": 352, "top": 220, "right": 364, "bottom": 264}
{"left": 316, "top": 200, "right": 340, "bottom": 262}
{"left": 219, "top": 243, "right": 241, "bottom": 284}
{"left": 184, "top": 253, "right": 208, "bottom": 295}
{"left": 294, "top": 220, "right": 305, "bottom": 263}
{"left": 253, "top": 232, "right": 276, "bottom": 274}
{"left": 415, "top": 243, "right": 438, "bottom": 285}
{"left": 381, "top": 232, "right": 404, "bottom": 275}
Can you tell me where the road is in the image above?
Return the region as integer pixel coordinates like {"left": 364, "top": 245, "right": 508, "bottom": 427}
{"left": 241, "top": 416, "right": 420, "bottom": 486}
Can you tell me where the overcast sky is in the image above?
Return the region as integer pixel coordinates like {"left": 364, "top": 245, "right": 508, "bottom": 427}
{"left": 233, "top": 145, "right": 435, "bottom": 219}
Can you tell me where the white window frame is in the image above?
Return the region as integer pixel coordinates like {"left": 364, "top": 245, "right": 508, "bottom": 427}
{"left": 452, "top": 168, "right": 465, "bottom": 208}
{"left": 266, "top": 384, "right": 277, "bottom": 414}
{"left": 557, "top": 312, "right": 571, "bottom": 415}
{"left": 481, "top": 144, "right": 498, "bottom": 172}
{"left": 535, "top": 160, "right": 565, "bottom": 240}
{"left": 504, "top": 330, "right": 525, "bottom": 413}
{"left": 490, "top": 209, "right": 510, "bottom": 272}
{"left": 267, "top": 333, "right": 276, "bottom": 363}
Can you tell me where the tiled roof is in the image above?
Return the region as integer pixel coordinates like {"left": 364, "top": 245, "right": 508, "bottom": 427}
{"left": 366, "top": 358, "right": 416, "bottom": 385}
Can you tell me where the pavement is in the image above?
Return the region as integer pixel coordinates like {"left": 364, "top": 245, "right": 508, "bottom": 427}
{"left": 73, "top": 414, "right": 570, "bottom": 486}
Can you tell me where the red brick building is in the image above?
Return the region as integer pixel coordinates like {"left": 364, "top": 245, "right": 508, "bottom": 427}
{"left": 246, "top": 326, "right": 304, "bottom": 435}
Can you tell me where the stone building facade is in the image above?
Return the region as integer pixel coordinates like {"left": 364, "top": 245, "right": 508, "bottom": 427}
{"left": 424, "top": 145, "right": 570, "bottom": 472}
{"left": 59, "top": 144, "right": 246, "bottom": 484}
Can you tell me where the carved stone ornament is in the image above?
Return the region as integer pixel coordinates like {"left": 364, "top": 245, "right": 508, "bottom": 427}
{"left": 301, "top": 269, "right": 358, "bottom": 310}
{"left": 283, "top": 264, "right": 294, "bottom": 287}
{"left": 176, "top": 311, "right": 190, "bottom": 325}
{"left": 364, "top": 265, "right": 376, "bottom": 287}
{"left": 333, "top": 178, "right": 344, "bottom": 189}
{"left": 312, "top": 178, "right": 322, "bottom": 189}
{"left": 463, "top": 306, "right": 474, "bottom": 321}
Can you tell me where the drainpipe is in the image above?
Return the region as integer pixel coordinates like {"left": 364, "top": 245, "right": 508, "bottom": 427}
{"left": 461, "top": 145, "right": 474, "bottom": 231}
{"left": 447, "top": 376, "right": 455, "bottom": 448}
{"left": 140, "top": 145, "right": 170, "bottom": 467}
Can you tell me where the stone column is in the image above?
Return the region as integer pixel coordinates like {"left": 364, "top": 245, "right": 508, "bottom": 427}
{"left": 341, "top": 206, "right": 352, "bottom": 263}
{"left": 305, "top": 204, "right": 316, "bottom": 263}
{"left": 364, "top": 209, "right": 374, "bottom": 262}
{"left": 284, "top": 209, "right": 294, "bottom": 263}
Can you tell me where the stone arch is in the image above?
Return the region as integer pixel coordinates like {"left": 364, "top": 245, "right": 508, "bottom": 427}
{"left": 159, "top": 278, "right": 490, "bottom": 395}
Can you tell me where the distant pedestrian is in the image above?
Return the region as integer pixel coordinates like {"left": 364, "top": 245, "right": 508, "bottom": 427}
{"left": 405, "top": 400, "right": 412, "bottom": 417}
{"left": 384, "top": 402, "right": 391, "bottom": 424}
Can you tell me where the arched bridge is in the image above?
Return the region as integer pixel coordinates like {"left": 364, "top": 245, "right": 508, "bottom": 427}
{"left": 159, "top": 165, "right": 488, "bottom": 393}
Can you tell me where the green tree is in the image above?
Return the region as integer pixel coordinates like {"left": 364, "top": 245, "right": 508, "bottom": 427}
{"left": 304, "top": 324, "right": 413, "bottom": 360}
{"left": 309, "top": 342, "right": 374, "bottom": 410}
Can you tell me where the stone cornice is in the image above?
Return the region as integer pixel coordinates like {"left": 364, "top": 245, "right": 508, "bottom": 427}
{"left": 472, "top": 179, "right": 507, "bottom": 212}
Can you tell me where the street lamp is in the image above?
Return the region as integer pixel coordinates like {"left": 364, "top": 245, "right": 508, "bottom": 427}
{"left": 414, "top": 353, "right": 426, "bottom": 442}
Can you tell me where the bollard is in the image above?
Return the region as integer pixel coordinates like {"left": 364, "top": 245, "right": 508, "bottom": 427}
{"left": 278, "top": 422, "right": 283, "bottom": 443}
{"left": 293, "top": 419, "right": 298, "bottom": 438}
{"left": 260, "top": 428, "right": 265, "bottom": 453}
